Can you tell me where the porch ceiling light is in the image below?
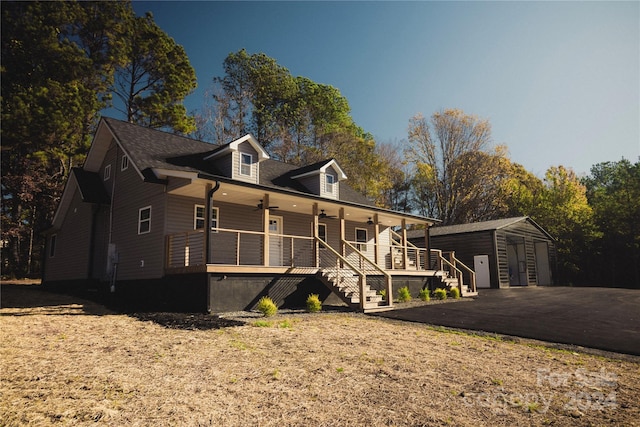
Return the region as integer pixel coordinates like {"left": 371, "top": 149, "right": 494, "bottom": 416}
{"left": 367, "top": 218, "right": 374, "bottom": 225}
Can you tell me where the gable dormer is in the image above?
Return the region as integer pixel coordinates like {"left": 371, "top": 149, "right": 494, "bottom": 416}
{"left": 203, "top": 134, "right": 269, "bottom": 184}
{"left": 290, "top": 159, "right": 347, "bottom": 200}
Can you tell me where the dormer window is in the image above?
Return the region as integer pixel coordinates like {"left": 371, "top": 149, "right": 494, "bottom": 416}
{"left": 326, "top": 174, "right": 335, "bottom": 194}
{"left": 240, "top": 153, "right": 252, "bottom": 176}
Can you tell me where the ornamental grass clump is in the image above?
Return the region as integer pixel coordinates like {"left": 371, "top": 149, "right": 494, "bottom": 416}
{"left": 397, "top": 286, "right": 412, "bottom": 303}
{"left": 419, "top": 288, "right": 431, "bottom": 302}
{"left": 449, "top": 287, "right": 460, "bottom": 299}
{"left": 434, "top": 288, "right": 447, "bottom": 300}
{"left": 256, "top": 296, "right": 278, "bottom": 317}
{"left": 306, "top": 294, "right": 322, "bottom": 313}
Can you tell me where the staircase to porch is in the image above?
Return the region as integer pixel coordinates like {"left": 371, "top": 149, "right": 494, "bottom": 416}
{"left": 316, "top": 268, "right": 388, "bottom": 311}
{"left": 435, "top": 270, "right": 478, "bottom": 297}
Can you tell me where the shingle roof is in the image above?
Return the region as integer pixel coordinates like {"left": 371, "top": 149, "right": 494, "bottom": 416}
{"left": 407, "top": 217, "right": 532, "bottom": 240}
{"left": 101, "top": 117, "right": 374, "bottom": 207}
{"left": 103, "top": 117, "right": 216, "bottom": 174}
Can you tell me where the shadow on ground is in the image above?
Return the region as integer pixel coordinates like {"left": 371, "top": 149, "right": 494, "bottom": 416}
{"left": 0, "top": 282, "right": 245, "bottom": 330}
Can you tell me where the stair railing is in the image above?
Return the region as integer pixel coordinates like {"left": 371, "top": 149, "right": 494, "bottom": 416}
{"left": 316, "top": 237, "right": 367, "bottom": 310}
{"left": 445, "top": 252, "right": 477, "bottom": 293}
{"left": 343, "top": 240, "right": 393, "bottom": 307}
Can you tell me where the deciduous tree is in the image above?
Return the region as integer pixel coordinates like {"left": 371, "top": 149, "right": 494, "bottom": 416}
{"left": 406, "top": 109, "right": 509, "bottom": 224}
{"left": 584, "top": 159, "right": 640, "bottom": 288}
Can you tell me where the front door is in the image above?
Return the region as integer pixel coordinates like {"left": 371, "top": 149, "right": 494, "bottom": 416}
{"left": 474, "top": 255, "right": 491, "bottom": 288}
{"left": 269, "top": 216, "right": 283, "bottom": 266}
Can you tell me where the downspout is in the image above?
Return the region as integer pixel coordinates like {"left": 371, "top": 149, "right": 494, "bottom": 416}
{"left": 205, "top": 181, "right": 220, "bottom": 314}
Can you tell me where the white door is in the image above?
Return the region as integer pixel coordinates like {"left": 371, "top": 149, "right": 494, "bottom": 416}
{"left": 535, "top": 242, "right": 551, "bottom": 285}
{"left": 269, "top": 216, "right": 283, "bottom": 266}
{"left": 474, "top": 255, "right": 491, "bottom": 288}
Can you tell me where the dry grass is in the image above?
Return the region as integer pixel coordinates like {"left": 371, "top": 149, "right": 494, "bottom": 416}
{"left": 1, "top": 284, "right": 639, "bottom": 426}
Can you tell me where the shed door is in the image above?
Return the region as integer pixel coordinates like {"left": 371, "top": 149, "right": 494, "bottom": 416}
{"left": 474, "top": 255, "right": 491, "bottom": 288}
{"left": 269, "top": 216, "right": 283, "bottom": 266}
{"left": 535, "top": 242, "right": 551, "bottom": 285}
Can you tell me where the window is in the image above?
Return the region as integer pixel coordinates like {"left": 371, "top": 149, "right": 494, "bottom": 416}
{"left": 104, "top": 164, "right": 111, "bottom": 181}
{"left": 318, "top": 223, "right": 327, "bottom": 243}
{"left": 121, "top": 155, "right": 129, "bottom": 171}
{"left": 49, "top": 234, "right": 57, "bottom": 258}
{"left": 356, "top": 228, "right": 368, "bottom": 251}
{"left": 138, "top": 206, "right": 151, "bottom": 234}
{"left": 325, "top": 173, "right": 335, "bottom": 194}
{"left": 240, "top": 153, "right": 252, "bottom": 176}
{"left": 194, "top": 205, "right": 219, "bottom": 231}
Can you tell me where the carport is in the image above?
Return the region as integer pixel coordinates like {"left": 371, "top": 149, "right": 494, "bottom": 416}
{"left": 408, "top": 216, "right": 556, "bottom": 289}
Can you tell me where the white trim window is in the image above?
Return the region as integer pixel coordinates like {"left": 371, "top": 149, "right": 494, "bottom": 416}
{"left": 240, "top": 153, "right": 252, "bottom": 176}
{"left": 325, "top": 173, "right": 335, "bottom": 194}
{"left": 355, "top": 227, "right": 368, "bottom": 251}
{"left": 121, "top": 155, "right": 129, "bottom": 171}
{"left": 318, "top": 223, "right": 327, "bottom": 243}
{"left": 318, "top": 223, "right": 327, "bottom": 249}
{"left": 104, "top": 164, "right": 111, "bottom": 181}
{"left": 138, "top": 206, "right": 151, "bottom": 234}
{"left": 49, "top": 234, "right": 57, "bottom": 258}
{"left": 194, "top": 204, "right": 219, "bottom": 232}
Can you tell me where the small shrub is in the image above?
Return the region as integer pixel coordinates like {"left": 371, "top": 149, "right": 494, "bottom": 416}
{"left": 418, "top": 288, "right": 430, "bottom": 301}
{"left": 252, "top": 320, "right": 272, "bottom": 327}
{"left": 434, "top": 288, "right": 447, "bottom": 300}
{"left": 306, "top": 294, "right": 322, "bottom": 313}
{"left": 256, "top": 296, "right": 277, "bottom": 317}
{"left": 379, "top": 289, "right": 386, "bottom": 300}
{"left": 397, "top": 286, "right": 411, "bottom": 302}
{"left": 449, "top": 287, "right": 460, "bottom": 299}
{"left": 279, "top": 319, "right": 293, "bottom": 329}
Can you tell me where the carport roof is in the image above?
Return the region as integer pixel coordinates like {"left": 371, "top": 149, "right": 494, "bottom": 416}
{"left": 408, "top": 217, "right": 554, "bottom": 241}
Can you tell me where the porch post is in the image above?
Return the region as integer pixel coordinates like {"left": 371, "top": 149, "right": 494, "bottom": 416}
{"left": 312, "top": 203, "right": 319, "bottom": 268}
{"left": 373, "top": 214, "right": 380, "bottom": 265}
{"left": 204, "top": 183, "right": 212, "bottom": 264}
{"left": 262, "top": 193, "right": 270, "bottom": 267}
{"left": 339, "top": 207, "right": 346, "bottom": 258}
{"left": 401, "top": 219, "right": 408, "bottom": 269}
{"left": 424, "top": 226, "right": 431, "bottom": 270}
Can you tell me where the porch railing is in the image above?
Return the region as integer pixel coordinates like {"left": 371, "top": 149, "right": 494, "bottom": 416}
{"left": 167, "top": 228, "right": 433, "bottom": 273}
{"left": 389, "top": 229, "right": 430, "bottom": 270}
{"left": 430, "top": 249, "right": 477, "bottom": 293}
{"left": 166, "top": 228, "right": 315, "bottom": 268}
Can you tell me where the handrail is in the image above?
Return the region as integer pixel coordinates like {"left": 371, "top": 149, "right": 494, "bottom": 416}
{"left": 316, "top": 237, "right": 364, "bottom": 277}
{"left": 445, "top": 252, "right": 477, "bottom": 293}
{"left": 316, "top": 237, "right": 368, "bottom": 310}
{"left": 342, "top": 240, "right": 392, "bottom": 307}
{"left": 389, "top": 229, "right": 421, "bottom": 249}
{"left": 436, "top": 251, "right": 464, "bottom": 294}
{"left": 343, "top": 240, "right": 391, "bottom": 280}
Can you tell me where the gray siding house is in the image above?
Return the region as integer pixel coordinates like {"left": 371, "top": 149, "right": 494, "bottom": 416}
{"left": 408, "top": 217, "right": 556, "bottom": 289}
{"left": 44, "top": 118, "right": 475, "bottom": 313}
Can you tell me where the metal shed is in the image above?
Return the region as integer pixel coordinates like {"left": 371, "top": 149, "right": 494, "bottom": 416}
{"left": 408, "top": 217, "right": 557, "bottom": 289}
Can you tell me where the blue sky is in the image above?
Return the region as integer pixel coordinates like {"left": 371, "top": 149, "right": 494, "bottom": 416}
{"left": 132, "top": 1, "right": 639, "bottom": 177}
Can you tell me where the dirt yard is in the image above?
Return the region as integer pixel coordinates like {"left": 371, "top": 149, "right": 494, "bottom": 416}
{"left": 1, "top": 283, "right": 639, "bottom": 426}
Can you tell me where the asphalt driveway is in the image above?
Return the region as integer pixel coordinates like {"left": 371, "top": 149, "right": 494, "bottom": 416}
{"left": 372, "top": 287, "right": 640, "bottom": 356}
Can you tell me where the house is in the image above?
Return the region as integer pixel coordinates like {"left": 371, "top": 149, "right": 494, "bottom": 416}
{"left": 407, "top": 217, "right": 556, "bottom": 289}
{"left": 43, "top": 117, "right": 476, "bottom": 313}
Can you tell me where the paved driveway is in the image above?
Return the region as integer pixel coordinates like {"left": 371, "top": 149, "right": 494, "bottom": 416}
{"left": 372, "top": 287, "right": 640, "bottom": 356}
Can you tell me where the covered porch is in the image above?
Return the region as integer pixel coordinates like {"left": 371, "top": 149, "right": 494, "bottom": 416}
{"left": 162, "top": 176, "right": 476, "bottom": 311}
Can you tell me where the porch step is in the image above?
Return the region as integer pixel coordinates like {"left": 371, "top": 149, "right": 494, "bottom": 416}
{"left": 317, "top": 268, "right": 388, "bottom": 311}
{"left": 363, "top": 305, "right": 395, "bottom": 314}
